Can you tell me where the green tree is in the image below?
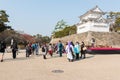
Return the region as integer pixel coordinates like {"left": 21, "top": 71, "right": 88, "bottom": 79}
{"left": 0, "top": 10, "right": 11, "bottom": 32}
{"left": 54, "top": 19, "right": 68, "bottom": 32}
{"left": 33, "top": 34, "right": 51, "bottom": 43}
{"left": 53, "top": 25, "right": 77, "bottom": 38}
{"left": 0, "top": 10, "right": 9, "bottom": 23}
{"left": 41, "top": 36, "right": 51, "bottom": 43}
{"left": 107, "top": 12, "right": 120, "bottom": 32}
{"left": 115, "top": 17, "right": 120, "bottom": 32}
{"left": 33, "top": 34, "right": 42, "bottom": 43}
{"left": 115, "top": 17, "right": 120, "bottom": 26}
{"left": 33, "top": 34, "right": 42, "bottom": 39}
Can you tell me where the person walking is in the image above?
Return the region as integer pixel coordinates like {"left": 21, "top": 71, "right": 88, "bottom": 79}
{"left": 35, "top": 42, "right": 40, "bottom": 55}
{"left": 0, "top": 41, "right": 6, "bottom": 62}
{"left": 70, "top": 41, "right": 75, "bottom": 59}
{"left": 58, "top": 40, "right": 63, "bottom": 57}
{"left": 80, "top": 42, "right": 86, "bottom": 59}
{"left": 91, "top": 38, "right": 95, "bottom": 47}
{"left": 48, "top": 43, "right": 53, "bottom": 57}
{"left": 31, "top": 42, "right": 36, "bottom": 55}
{"left": 65, "top": 41, "right": 74, "bottom": 62}
{"left": 26, "top": 43, "right": 32, "bottom": 57}
{"left": 11, "top": 41, "right": 18, "bottom": 59}
{"left": 74, "top": 42, "right": 80, "bottom": 60}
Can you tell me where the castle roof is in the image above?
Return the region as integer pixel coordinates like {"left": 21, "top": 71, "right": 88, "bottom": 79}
{"left": 79, "top": 6, "right": 105, "bottom": 19}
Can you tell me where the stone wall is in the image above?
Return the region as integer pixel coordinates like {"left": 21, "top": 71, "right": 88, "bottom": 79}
{"left": 50, "top": 32, "right": 120, "bottom": 47}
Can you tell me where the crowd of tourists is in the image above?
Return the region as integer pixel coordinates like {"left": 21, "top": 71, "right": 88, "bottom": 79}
{"left": 0, "top": 40, "right": 87, "bottom": 62}
{"left": 41, "top": 40, "right": 87, "bottom": 62}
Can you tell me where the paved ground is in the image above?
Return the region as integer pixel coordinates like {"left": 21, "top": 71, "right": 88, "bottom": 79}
{"left": 0, "top": 50, "right": 120, "bottom": 80}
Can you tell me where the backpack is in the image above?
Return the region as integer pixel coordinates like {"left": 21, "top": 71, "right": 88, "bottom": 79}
{"left": 42, "top": 46, "right": 45, "bottom": 52}
{"left": 59, "top": 43, "right": 63, "bottom": 48}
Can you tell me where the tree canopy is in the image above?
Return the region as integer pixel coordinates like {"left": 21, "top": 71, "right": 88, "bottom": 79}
{"left": 52, "top": 25, "right": 77, "bottom": 38}
{"left": 0, "top": 10, "right": 12, "bottom": 32}
{"left": 107, "top": 12, "right": 120, "bottom": 32}
{"left": 33, "top": 34, "right": 51, "bottom": 44}
{"left": 53, "top": 19, "right": 68, "bottom": 33}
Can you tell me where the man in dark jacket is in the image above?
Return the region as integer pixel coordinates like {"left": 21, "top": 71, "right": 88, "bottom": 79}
{"left": 11, "top": 41, "right": 18, "bottom": 59}
{"left": 0, "top": 41, "right": 6, "bottom": 62}
{"left": 80, "top": 42, "right": 86, "bottom": 59}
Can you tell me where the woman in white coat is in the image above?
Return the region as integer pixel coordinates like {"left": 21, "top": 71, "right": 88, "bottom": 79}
{"left": 65, "top": 42, "right": 74, "bottom": 62}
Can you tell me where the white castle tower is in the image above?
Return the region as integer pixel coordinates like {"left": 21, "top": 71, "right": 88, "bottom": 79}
{"left": 76, "top": 6, "right": 110, "bottom": 34}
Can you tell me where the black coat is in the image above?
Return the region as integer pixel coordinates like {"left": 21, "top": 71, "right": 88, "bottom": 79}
{"left": 0, "top": 42, "right": 6, "bottom": 53}
{"left": 12, "top": 42, "right": 18, "bottom": 52}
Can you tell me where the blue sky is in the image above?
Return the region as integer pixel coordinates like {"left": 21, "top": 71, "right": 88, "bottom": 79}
{"left": 0, "top": 0, "right": 120, "bottom": 36}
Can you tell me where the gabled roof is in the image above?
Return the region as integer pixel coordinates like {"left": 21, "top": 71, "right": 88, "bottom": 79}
{"left": 79, "top": 6, "right": 105, "bottom": 19}
{"left": 97, "top": 17, "right": 107, "bottom": 23}
{"left": 90, "top": 5, "right": 104, "bottom": 13}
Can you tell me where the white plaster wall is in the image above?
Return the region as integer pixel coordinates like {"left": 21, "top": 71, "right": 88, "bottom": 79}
{"left": 77, "top": 22, "right": 109, "bottom": 34}
{"left": 77, "top": 22, "right": 91, "bottom": 33}
{"left": 90, "top": 23, "right": 109, "bottom": 32}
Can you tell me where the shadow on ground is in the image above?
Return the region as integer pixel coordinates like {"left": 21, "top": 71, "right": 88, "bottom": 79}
{"left": 4, "top": 56, "right": 36, "bottom": 62}
{"left": 74, "top": 55, "right": 94, "bottom": 62}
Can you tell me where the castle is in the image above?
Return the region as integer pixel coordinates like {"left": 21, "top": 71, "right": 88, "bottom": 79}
{"left": 51, "top": 6, "right": 120, "bottom": 47}
{"left": 76, "top": 6, "right": 112, "bottom": 34}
